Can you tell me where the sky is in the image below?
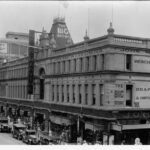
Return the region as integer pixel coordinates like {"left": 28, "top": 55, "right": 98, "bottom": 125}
{"left": 1, "top": 1, "right": 150, "bottom": 43}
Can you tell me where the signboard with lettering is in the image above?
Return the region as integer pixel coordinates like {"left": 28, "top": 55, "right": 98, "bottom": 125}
{"left": 114, "top": 83, "right": 125, "bottom": 106}
{"left": 135, "top": 82, "right": 150, "bottom": 108}
{"left": 132, "top": 55, "right": 150, "bottom": 72}
{"left": 27, "top": 30, "right": 35, "bottom": 94}
{"left": 105, "top": 84, "right": 115, "bottom": 106}
{"left": 104, "top": 83, "right": 125, "bottom": 106}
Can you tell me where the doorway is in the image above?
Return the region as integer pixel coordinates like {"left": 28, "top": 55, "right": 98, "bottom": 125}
{"left": 126, "top": 85, "right": 133, "bottom": 107}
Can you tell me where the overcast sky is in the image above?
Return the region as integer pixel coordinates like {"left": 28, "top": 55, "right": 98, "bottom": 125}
{"left": 0, "top": 1, "right": 150, "bottom": 43}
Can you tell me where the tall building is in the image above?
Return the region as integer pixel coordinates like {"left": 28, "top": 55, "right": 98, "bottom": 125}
{"left": 0, "top": 32, "right": 29, "bottom": 62}
{"left": 0, "top": 17, "right": 150, "bottom": 144}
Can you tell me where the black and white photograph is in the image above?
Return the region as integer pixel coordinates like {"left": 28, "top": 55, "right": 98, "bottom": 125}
{"left": 0, "top": 0, "right": 150, "bottom": 146}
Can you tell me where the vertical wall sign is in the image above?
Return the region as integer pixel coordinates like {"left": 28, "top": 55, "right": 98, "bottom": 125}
{"left": 27, "top": 30, "right": 35, "bottom": 94}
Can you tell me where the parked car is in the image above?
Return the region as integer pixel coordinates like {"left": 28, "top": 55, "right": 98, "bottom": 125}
{"left": 0, "top": 117, "right": 11, "bottom": 133}
{"left": 22, "top": 129, "right": 39, "bottom": 145}
{"left": 12, "top": 123, "right": 26, "bottom": 140}
{"left": 39, "top": 131, "right": 60, "bottom": 145}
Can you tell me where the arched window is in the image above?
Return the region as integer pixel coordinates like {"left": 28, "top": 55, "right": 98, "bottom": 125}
{"left": 39, "top": 68, "right": 45, "bottom": 100}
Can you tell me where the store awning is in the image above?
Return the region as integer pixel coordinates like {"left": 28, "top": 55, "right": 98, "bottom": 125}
{"left": 50, "top": 115, "right": 72, "bottom": 126}
{"left": 111, "top": 123, "right": 150, "bottom": 131}
{"left": 85, "top": 122, "right": 104, "bottom": 131}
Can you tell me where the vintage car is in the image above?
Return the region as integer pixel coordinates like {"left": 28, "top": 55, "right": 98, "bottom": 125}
{"left": 12, "top": 123, "right": 26, "bottom": 140}
{"left": 0, "top": 117, "right": 11, "bottom": 133}
{"left": 39, "top": 131, "right": 60, "bottom": 145}
{"left": 22, "top": 129, "right": 39, "bottom": 144}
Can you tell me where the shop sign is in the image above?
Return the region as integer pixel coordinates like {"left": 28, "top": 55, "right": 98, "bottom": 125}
{"left": 134, "top": 82, "right": 150, "bottom": 108}
{"left": 105, "top": 84, "right": 115, "bottom": 104}
{"left": 124, "top": 111, "right": 150, "bottom": 119}
{"left": 132, "top": 56, "right": 150, "bottom": 72}
{"left": 27, "top": 30, "right": 35, "bottom": 94}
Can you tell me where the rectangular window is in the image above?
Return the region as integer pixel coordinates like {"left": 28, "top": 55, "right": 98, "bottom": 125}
{"left": 93, "top": 55, "right": 97, "bottom": 71}
{"left": 62, "top": 61, "right": 65, "bottom": 73}
{"left": 52, "top": 85, "right": 54, "bottom": 101}
{"left": 80, "top": 58, "right": 83, "bottom": 72}
{"left": 57, "top": 62, "right": 60, "bottom": 74}
{"left": 126, "top": 85, "right": 132, "bottom": 107}
{"left": 85, "top": 84, "right": 88, "bottom": 105}
{"left": 67, "top": 85, "right": 69, "bottom": 102}
{"left": 57, "top": 85, "right": 59, "bottom": 102}
{"left": 100, "top": 84, "right": 104, "bottom": 106}
{"left": 72, "top": 85, "right": 75, "bottom": 103}
{"left": 74, "top": 59, "right": 77, "bottom": 72}
{"left": 62, "top": 85, "right": 64, "bottom": 102}
{"left": 126, "top": 54, "right": 131, "bottom": 70}
{"left": 92, "top": 84, "right": 96, "bottom": 105}
{"left": 79, "top": 84, "right": 82, "bottom": 104}
{"left": 86, "top": 57, "right": 89, "bottom": 71}
{"left": 68, "top": 60, "right": 70, "bottom": 73}
{"left": 53, "top": 63, "right": 56, "bottom": 74}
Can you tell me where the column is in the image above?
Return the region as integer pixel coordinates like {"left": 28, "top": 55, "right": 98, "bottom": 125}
{"left": 6, "top": 84, "right": 8, "bottom": 97}
{"left": 81, "top": 84, "right": 86, "bottom": 105}
{"left": 45, "top": 82, "right": 50, "bottom": 101}
{"left": 75, "top": 84, "right": 79, "bottom": 104}
{"left": 88, "top": 83, "right": 92, "bottom": 106}
{"left": 69, "top": 84, "right": 73, "bottom": 104}
{"left": 54, "top": 84, "right": 57, "bottom": 102}
{"left": 96, "top": 83, "right": 100, "bottom": 106}
{"left": 22, "top": 85, "right": 24, "bottom": 99}
{"left": 49, "top": 84, "right": 52, "bottom": 102}
{"left": 24, "top": 84, "right": 27, "bottom": 99}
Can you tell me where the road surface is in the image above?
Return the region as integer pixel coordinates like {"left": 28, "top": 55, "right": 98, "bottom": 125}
{"left": 0, "top": 133, "right": 26, "bottom": 145}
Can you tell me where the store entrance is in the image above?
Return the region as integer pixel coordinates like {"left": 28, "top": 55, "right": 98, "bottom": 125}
{"left": 35, "top": 113, "right": 44, "bottom": 130}
{"left": 122, "top": 129, "right": 150, "bottom": 145}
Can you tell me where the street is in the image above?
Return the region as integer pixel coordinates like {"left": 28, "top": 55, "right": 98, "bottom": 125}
{"left": 0, "top": 133, "right": 26, "bottom": 145}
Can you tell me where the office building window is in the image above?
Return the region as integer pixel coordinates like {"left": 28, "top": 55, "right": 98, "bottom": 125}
{"left": 100, "top": 84, "right": 104, "bottom": 106}
{"left": 79, "top": 84, "right": 82, "bottom": 104}
{"left": 92, "top": 84, "right": 96, "bottom": 105}
{"left": 62, "top": 85, "right": 64, "bottom": 102}
{"left": 126, "top": 54, "right": 132, "bottom": 70}
{"left": 85, "top": 84, "right": 88, "bottom": 105}
{"left": 73, "top": 85, "right": 75, "bottom": 103}
{"left": 67, "top": 85, "right": 69, "bottom": 102}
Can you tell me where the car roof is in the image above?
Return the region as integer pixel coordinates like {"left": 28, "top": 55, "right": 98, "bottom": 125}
{"left": 26, "top": 129, "right": 36, "bottom": 132}
{"left": 13, "top": 123, "right": 26, "bottom": 128}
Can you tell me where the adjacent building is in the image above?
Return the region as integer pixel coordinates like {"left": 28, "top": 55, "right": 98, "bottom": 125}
{"left": 0, "top": 32, "right": 28, "bottom": 62}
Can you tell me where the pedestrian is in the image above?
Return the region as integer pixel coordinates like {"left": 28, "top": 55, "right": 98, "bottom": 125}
{"left": 134, "top": 137, "right": 142, "bottom": 145}
{"left": 121, "top": 140, "right": 126, "bottom": 145}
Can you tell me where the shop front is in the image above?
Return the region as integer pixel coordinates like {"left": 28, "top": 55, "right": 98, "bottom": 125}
{"left": 84, "top": 122, "right": 104, "bottom": 144}
{"left": 50, "top": 115, "right": 74, "bottom": 143}
{"left": 111, "top": 123, "right": 150, "bottom": 145}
